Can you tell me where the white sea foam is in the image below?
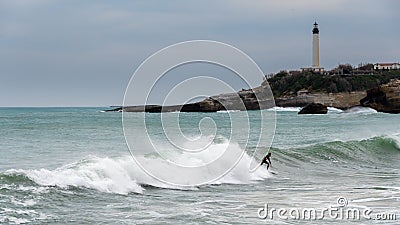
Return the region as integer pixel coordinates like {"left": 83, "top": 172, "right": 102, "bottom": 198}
{"left": 389, "top": 133, "right": 400, "bottom": 148}
{"left": 10, "top": 198, "right": 36, "bottom": 207}
{"left": 10, "top": 157, "right": 145, "bottom": 195}
{"left": 0, "top": 207, "right": 49, "bottom": 224}
{"left": 327, "top": 107, "right": 343, "bottom": 113}
{"left": 124, "top": 140, "right": 270, "bottom": 187}
{"left": 216, "top": 110, "right": 241, "bottom": 113}
{"left": 6, "top": 140, "right": 270, "bottom": 194}
{"left": 1, "top": 207, "right": 49, "bottom": 224}
{"left": 343, "top": 106, "right": 377, "bottom": 114}
{"left": 0, "top": 184, "right": 49, "bottom": 194}
{"left": 0, "top": 215, "right": 30, "bottom": 224}
{"left": 266, "top": 107, "right": 301, "bottom": 112}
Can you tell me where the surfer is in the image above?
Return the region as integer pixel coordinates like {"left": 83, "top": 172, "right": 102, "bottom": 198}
{"left": 260, "top": 152, "right": 271, "bottom": 170}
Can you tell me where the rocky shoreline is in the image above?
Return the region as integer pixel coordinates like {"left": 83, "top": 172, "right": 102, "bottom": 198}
{"left": 360, "top": 79, "right": 400, "bottom": 113}
{"left": 107, "top": 79, "right": 400, "bottom": 114}
{"left": 275, "top": 91, "right": 366, "bottom": 109}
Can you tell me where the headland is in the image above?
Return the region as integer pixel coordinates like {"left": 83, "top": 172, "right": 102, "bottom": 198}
{"left": 107, "top": 64, "right": 400, "bottom": 114}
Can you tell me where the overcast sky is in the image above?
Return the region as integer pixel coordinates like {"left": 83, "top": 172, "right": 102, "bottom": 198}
{"left": 1, "top": 0, "right": 399, "bottom": 106}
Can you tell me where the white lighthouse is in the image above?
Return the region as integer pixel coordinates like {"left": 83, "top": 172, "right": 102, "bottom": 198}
{"left": 301, "top": 21, "right": 324, "bottom": 73}
{"left": 312, "top": 21, "right": 320, "bottom": 68}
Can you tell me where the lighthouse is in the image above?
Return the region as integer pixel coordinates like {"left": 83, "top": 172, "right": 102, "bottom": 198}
{"left": 312, "top": 21, "right": 320, "bottom": 68}
{"left": 301, "top": 21, "right": 324, "bottom": 73}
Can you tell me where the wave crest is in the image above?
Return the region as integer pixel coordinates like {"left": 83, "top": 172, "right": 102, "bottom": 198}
{"left": 343, "top": 106, "right": 377, "bottom": 114}
{"left": 4, "top": 141, "right": 271, "bottom": 194}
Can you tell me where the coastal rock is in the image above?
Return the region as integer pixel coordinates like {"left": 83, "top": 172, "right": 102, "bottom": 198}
{"left": 113, "top": 99, "right": 225, "bottom": 113}
{"left": 112, "top": 85, "right": 275, "bottom": 113}
{"left": 275, "top": 91, "right": 367, "bottom": 109}
{"left": 360, "top": 79, "right": 400, "bottom": 113}
{"left": 179, "top": 98, "right": 225, "bottom": 112}
{"left": 104, "top": 107, "right": 122, "bottom": 112}
{"left": 298, "top": 103, "right": 328, "bottom": 114}
{"left": 208, "top": 85, "right": 275, "bottom": 111}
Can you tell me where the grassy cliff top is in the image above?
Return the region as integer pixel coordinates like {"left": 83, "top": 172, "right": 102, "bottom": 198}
{"left": 267, "top": 69, "right": 400, "bottom": 97}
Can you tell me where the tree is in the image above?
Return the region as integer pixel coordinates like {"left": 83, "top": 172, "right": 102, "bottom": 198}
{"left": 338, "top": 64, "right": 353, "bottom": 75}
{"left": 358, "top": 63, "right": 374, "bottom": 71}
{"left": 329, "top": 83, "right": 338, "bottom": 93}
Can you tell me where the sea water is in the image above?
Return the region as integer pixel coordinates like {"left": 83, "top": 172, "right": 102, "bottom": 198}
{"left": 0, "top": 107, "right": 399, "bottom": 224}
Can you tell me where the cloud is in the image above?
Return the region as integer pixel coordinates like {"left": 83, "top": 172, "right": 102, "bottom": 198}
{"left": 0, "top": 0, "right": 53, "bottom": 8}
{"left": 225, "top": 0, "right": 347, "bottom": 17}
{"left": 0, "top": 0, "right": 399, "bottom": 106}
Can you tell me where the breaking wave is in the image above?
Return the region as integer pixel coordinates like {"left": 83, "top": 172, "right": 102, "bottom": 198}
{"left": 2, "top": 135, "right": 398, "bottom": 195}
{"left": 2, "top": 141, "right": 270, "bottom": 195}
{"left": 343, "top": 106, "right": 378, "bottom": 114}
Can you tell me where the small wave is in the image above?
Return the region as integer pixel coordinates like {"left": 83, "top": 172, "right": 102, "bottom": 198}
{"left": 217, "top": 110, "right": 241, "bottom": 113}
{"left": 273, "top": 136, "right": 400, "bottom": 168}
{"left": 0, "top": 215, "right": 30, "bottom": 225}
{"left": 343, "top": 106, "right": 377, "bottom": 114}
{"left": 0, "top": 207, "right": 48, "bottom": 224}
{"left": 0, "top": 183, "right": 49, "bottom": 194}
{"left": 10, "top": 198, "right": 36, "bottom": 207}
{"left": 327, "top": 107, "right": 343, "bottom": 113}
{"left": 267, "top": 107, "right": 301, "bottom": 112}
{"left": 391, "top": 134, "right": 400, "bottom": 149}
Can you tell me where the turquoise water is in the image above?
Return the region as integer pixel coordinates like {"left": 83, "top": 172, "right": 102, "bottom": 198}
{"left": 0, "top": 107, "right": 399, "bottom": 224}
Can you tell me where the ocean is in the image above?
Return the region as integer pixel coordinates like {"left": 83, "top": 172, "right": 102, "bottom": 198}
{"left": 0, "top": 107, "right": 399, "bottom": 224}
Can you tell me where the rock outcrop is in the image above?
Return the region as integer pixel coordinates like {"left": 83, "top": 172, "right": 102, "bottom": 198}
{"left": 298, "top": 103, "right": 328, "bottom": 114}
{"left": 179, "top": 98, "right": 225, "bottom": 112}
{"left": 275, "top": 91, "right": 366, "bottom": 109}
{"left": 360, "top": 79, "right": 400, "bottom": 113}
{"left": 106, "top": 99, "right": 225, "bottom": 113}
{"left": 109, "top": 82, "right": 275, "bottom": 113}
{"left": 210, "top": 83, "right": 275, "bottom": 111}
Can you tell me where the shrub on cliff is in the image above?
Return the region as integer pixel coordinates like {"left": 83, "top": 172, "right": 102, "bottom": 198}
{"left": 268, "top": 70, "right": 400, "bottom": 97}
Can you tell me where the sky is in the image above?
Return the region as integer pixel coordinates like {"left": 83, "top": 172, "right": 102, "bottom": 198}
{"left": 0, "top": 0, "right": 399, "bottom": 106}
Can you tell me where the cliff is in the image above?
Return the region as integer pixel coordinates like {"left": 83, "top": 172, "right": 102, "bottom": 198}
{"left": 268, "top": 70, "right": 400, "bottom": 97}
{"left": 266, "top": 69, "right": 400, "bottom": 110}
{"left": 360, "top": 79, "right": 400, "bottom": 113}
{"left": 275, "top": 91, "right": 366, "bottom": 109}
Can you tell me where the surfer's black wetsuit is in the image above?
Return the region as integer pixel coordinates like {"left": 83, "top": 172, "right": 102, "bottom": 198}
{"left": 261, "top": 153, "right": 271, "bottom": 170}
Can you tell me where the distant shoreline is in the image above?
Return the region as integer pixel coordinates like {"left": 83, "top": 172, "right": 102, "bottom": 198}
{"left": 108, "top": 68, "right": 400, "bottom": 114}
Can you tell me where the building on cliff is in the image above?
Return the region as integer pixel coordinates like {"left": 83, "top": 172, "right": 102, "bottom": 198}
{"left": 302, "top": 21, "right": 324, "bottom": 74}
{"left": 374, "top": 63, "right": 400, "bottom": 70}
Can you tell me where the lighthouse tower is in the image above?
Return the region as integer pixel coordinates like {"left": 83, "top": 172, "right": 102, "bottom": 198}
{"left": 300, "top": 21, "right": 324, "bottom": 73}
{"left": 312, "top": 21, "right": 320, "bottom": 68}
